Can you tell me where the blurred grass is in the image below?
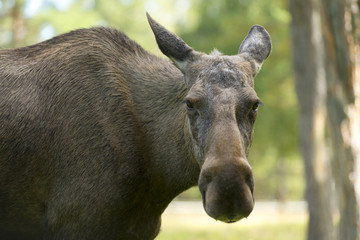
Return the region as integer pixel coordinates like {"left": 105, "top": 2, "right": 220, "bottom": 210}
{"left": 157, "top": 201, "right": 307, "bottom": 240}
{"left": 157, "top": 222, "right": 305, "bottom": 240}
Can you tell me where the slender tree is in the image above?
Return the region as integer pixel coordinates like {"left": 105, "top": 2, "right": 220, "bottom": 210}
{"left": 11, "top": 0, "right": 24, "bottom": 47}
{"left": 290, "top": 0, "right": 335, "bottom": 239}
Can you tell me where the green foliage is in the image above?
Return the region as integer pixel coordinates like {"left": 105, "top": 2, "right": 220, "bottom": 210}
{"left": 0, "top": 0, "right": 304, "bottom": 200}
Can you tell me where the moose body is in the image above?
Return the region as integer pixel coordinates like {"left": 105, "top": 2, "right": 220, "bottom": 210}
{"left": 0, "top": 14, "right": 271, "bottom": 239}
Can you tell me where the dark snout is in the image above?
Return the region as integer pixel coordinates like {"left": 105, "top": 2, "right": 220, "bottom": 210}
{"left": 199, "top": 158, "right": 254, "bottom": 223}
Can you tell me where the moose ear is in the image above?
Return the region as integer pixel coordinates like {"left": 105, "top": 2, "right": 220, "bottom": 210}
{"left": 238, "top": 25, "right": 271, "bottom": 75}
{"left": 147, "top": 13, "right": 197, "bottom": 73}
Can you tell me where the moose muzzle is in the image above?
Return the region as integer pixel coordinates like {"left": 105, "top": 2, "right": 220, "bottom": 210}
{"left": 199, "top": 157, "right": 254, "bottom": 223}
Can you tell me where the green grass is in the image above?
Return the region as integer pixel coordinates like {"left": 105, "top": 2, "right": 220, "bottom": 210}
{"left": 157, "top": 200, "right": 307, "bottom": 240}
{"left": 157, "top": 222, "right": 306, "bottom": 240}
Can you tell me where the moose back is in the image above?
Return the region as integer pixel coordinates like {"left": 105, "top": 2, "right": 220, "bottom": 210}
{"left": 0, "top": 14, "right": 271, "bottom": 240}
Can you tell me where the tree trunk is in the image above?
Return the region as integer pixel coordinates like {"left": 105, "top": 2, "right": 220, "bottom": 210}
{"left": 322, "top": 0, "right": 360, "bottom": 239}
{"left": 290, "top": 0, "right": 335, "bottom": 239}
{"left": 290, "top": 0, "right": 360, "bottom": 239}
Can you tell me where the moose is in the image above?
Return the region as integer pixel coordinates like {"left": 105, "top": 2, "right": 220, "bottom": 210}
{"left": 0, "top": 13, "right": 271, "bottom": 239}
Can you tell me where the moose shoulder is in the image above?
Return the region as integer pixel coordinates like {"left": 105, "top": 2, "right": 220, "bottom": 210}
{"left": 0, "top": 13, "right": 271, "bottom": 240}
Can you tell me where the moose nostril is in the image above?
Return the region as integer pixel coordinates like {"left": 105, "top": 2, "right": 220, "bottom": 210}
{"left": 246, "top": 172, "right": 255, "bottom": 194}
{"left": 239, "top": 160, "right": 254, "bottom": 193}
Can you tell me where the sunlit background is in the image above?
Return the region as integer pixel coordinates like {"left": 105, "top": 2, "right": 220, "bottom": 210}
{"left": 0, "top": 0, "right": 305, "bottom": 239}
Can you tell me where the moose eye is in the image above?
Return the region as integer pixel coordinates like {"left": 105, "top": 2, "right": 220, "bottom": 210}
{"left": 252, "top": 102, "right": 259, "bottom": 112}
{"left": 184, "top": 99, "right": 194, "bottom": 110}
{"left": 251, "top": 100, "right": 263, "bottom": 112}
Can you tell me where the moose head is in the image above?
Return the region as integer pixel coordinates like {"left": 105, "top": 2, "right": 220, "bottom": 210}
{"left": 147, "top": 13, "right": 271, "bottom": 223}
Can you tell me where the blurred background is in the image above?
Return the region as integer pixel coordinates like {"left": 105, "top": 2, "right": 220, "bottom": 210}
{"left": 0, "top": 0, "right": 359, "bottom": 239}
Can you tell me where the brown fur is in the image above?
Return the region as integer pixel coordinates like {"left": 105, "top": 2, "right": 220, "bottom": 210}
{"left": 0, "top": 15, "right": 271, "bottom": 239}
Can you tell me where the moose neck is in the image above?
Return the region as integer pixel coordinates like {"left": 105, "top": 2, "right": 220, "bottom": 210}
{"left": 127, "top": 59, "right": 200, "bottom": 203}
